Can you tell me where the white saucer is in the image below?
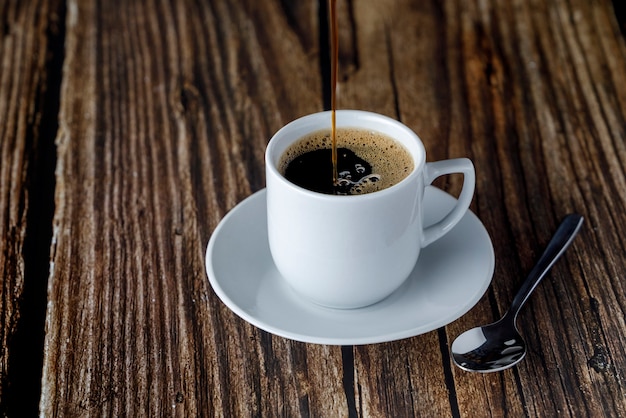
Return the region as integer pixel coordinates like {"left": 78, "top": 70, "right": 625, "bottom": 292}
{"left": 206, "top": 187, "right": 494, "bottom": 345}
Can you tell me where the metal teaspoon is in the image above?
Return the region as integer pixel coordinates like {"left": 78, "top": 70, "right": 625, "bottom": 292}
{"left": 451, "top": 214, "right": 584, "bottom": 372}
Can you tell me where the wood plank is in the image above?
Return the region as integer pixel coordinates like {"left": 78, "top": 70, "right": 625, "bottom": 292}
{"left": 0, "top": 0, "right": 60, "bottom": 412}
{"left": 36, "top": 0, "right": 626, "bottom": 416}
{"left": 437, "top": 0, "right": 626, "bottom": 415}
{"left": 336, "top": 0, "right": 626, "bottom": 416}
{"left": 41, "top": 0, "right": 349, "bottom": 415}
{"left": 334, "top": 1, "right": 460, "bottom": 415}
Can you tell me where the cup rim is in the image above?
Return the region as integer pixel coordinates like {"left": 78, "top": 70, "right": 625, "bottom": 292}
{"left": 265, "top": 110, "right": 426, "bottom": 200}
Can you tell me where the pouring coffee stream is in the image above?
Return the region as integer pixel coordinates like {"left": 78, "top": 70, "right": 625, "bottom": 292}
{"left": 329, "top": 0, "right": 339, "bottom": 188}
{"left": 451, "top": 214, "right": 584, "bottom": 372}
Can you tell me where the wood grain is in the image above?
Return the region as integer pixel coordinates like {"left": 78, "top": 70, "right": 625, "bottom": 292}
{"left": 338, "top": 0, "right": 626, "bottom": 416}
{"left": 0, "top": 0, "right": 61, "bottom": 411}
{"left": 0, "top": 0, "right": 623, "bottom": 416}
{"left": 40, "top": 0, "right": 345, "bottom": 416}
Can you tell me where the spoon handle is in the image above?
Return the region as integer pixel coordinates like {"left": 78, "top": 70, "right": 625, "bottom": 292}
{"left": 507, "top": 214, "right": 584, "bottom": 321}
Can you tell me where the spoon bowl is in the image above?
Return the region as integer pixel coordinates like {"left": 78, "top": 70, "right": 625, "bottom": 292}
{"left": 452, "top": 318, "right": 526, "bottom": 372}
{"left": 451, "top": 214, "right": 584, "bottom": 373}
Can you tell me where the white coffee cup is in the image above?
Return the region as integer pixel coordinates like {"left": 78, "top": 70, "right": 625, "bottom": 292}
{"left": 265, "top": 110, "right": 475, "bottom": 309}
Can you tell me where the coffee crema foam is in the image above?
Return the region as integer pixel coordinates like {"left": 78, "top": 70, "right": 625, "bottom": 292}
{"left": 279, "top": 128, "right": 414, "bottom": 195}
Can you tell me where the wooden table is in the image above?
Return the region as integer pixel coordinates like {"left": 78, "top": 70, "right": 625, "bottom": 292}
{"left": 2, "top": 0, "right": 625, "bottom": 416}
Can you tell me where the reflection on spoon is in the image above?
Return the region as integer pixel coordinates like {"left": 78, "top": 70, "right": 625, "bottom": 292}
{"left": 451, "top": 214, "right": 584, "bottom": 372}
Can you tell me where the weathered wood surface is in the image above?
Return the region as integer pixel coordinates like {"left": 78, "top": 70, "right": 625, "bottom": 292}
{"left": 0, "top": 0, "right": 625, "bottom": 416}
{"left": 0, "top": 0, "right": 61, "bottom": 413}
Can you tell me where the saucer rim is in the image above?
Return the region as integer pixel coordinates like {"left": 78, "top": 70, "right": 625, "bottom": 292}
{"left": 206, "top": 187, "right": 494, "bottom": 345}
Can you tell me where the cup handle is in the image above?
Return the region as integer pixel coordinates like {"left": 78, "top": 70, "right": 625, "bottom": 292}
{"left": 421, "top": 158, "right": 475, "bottom": 247}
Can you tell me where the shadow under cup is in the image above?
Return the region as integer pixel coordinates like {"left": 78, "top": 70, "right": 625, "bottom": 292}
{"left": 265, "top": 110, "right": 474, "bottom": 309}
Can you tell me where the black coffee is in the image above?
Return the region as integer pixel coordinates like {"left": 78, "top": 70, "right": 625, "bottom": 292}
{"left": 285, "top": 147, "right": 378, "bottom": 194}
{"left": 279, "top": 128, "right": 414, "bottom": 195}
